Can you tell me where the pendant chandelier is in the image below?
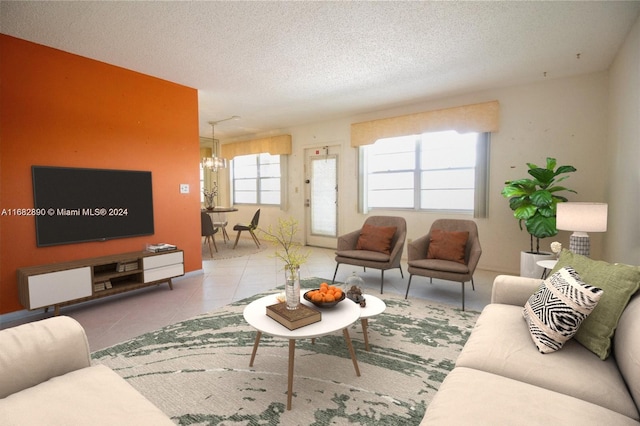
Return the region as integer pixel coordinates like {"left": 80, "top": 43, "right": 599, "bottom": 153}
{"left": 202, "top": 115, "right": 239, "bottom": 171}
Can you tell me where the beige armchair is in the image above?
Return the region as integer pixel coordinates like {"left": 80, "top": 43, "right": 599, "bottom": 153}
{"left": 404, "top": 219, "right": 481, "bottom": 310}
{"left": 332, "top": 216, "right": 406, "bottom": 294}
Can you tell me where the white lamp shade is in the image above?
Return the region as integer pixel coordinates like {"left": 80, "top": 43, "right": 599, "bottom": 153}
{"left": 556, "top": 202, "right": 608, "bottom": 233}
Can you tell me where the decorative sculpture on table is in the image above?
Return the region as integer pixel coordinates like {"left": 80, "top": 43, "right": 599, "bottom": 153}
{"left": 345, "top": 272, "right": 366, "bottom": 307}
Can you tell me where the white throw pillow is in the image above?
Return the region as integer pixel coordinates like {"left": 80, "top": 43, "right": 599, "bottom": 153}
{"left": 523, "top": 266, "right": 603, "bottom": 354}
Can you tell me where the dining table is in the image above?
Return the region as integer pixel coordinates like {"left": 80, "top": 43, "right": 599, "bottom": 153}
{"left": 203, "top": 206, "right": 238, "bottom": 242}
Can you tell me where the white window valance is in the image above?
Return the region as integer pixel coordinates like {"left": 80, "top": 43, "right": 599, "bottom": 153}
{"left": 351, "top": 100, "right": 500, "bottom": 147}
{"left": 220, "top": 134, "right": 292, "bottom": 159}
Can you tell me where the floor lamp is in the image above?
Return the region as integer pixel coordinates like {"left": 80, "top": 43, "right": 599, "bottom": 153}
{"left": 556, "top": 202, "right": 608, "bottom": 257}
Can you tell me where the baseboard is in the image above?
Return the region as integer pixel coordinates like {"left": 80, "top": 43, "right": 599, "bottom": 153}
{"left": 0, "top": 308, "right": 47, "bottom": 328}
{"left": 1, "top": 270, "right": 204, "bottom": 329}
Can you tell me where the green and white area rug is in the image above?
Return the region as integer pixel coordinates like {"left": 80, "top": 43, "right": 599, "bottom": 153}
{"left": 92, "top": 278, "right": 479, "bottom": 425}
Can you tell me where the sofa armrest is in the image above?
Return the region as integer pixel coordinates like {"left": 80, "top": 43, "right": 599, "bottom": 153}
{"left": 491, "top": 275, "right": 541, "bottom": 306}
{"left": 0, "top": 316, "right": 91, "bottom": 398}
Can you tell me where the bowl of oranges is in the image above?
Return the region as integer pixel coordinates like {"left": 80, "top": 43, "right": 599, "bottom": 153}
{"left": 303, "top": 282, "right": 346, "bottom": 308}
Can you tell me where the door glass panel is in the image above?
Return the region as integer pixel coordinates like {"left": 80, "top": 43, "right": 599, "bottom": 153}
{"left": 311, "top": 157, "right": 337, "bottom": 237}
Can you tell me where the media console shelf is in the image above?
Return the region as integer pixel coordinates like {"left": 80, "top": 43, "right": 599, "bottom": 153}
{"left": 17, "top": 249, "right": 184, "bottom": 315}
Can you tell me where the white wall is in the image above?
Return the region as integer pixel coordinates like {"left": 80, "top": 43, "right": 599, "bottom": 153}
{"left": 606, "top": 15, "right": 640, "bottom": 265}
{"left": 230, "top": 69, "right": 612, "bottom": 275}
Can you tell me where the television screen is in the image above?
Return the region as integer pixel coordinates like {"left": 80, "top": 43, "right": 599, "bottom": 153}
{"left": 32, "top": 166, "right": 155, "bottom": 247}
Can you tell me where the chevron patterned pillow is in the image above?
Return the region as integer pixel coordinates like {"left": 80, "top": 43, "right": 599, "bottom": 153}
{"left": 523, "top": 266, "right": 604, "bottom": 354}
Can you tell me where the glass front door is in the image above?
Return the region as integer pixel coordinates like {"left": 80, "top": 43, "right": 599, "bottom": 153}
{"left": 304, "top": 146, "right": 338, "bottom": 248}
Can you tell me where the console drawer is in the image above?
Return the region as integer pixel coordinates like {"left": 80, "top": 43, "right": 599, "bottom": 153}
{"left": 144, "top": 264, "right": 184, "bottom": 283}
{"left": 142, "top": 251, "right": 184, "bottom": 270}
{"left": 26, "top": 267, "right": 92, "bottom": 309}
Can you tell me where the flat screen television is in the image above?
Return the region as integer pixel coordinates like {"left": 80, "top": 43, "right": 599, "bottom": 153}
{"left": 32, "top": 166, "right": 155, "bottom": 247}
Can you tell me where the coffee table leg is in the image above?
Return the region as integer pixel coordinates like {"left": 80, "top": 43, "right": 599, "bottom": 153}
{"left": 249, "top": 331, "right": 262, "bottom": 367}
{"left": 287, "top": 339, "right": 295, "bottom": 410}
{"left": 342, "top": 328, "right": 361, "bottom": 377}
{"left": 361, "top": 318, "right": 370, "bottom": 351}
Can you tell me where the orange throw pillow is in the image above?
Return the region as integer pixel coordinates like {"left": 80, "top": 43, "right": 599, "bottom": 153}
{"left": 356, "top": 224, "right": 397, "bottom": 254}
{"left": 426, "top": 229, "right": 469, "bottom": 263}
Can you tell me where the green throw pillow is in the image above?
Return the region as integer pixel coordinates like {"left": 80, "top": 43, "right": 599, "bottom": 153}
{"left": 551, "top": 250, "right": 640, "bottom": 360}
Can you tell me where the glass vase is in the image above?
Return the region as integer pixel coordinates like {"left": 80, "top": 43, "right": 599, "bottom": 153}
{"left": 285, "top": 266, "right": 300, "bottom": 310}
{"left": 205, "top": 195, "right": 215, "bottom": 210}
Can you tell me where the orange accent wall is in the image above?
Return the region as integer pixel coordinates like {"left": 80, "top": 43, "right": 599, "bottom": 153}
{"left": 0, "top": 35, "right": 202, "bottom": 315}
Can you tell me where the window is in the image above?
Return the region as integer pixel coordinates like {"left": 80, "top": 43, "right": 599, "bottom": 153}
{"left": 232, "top": 153, "right": 281, "bottom": 205}
{"left": 361, "top": 130, "right": 489, "bottom": 214}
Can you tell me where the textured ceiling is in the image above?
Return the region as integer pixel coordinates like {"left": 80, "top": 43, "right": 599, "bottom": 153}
{"left": 2, "top": 1, "right": 639, "bottom": 140}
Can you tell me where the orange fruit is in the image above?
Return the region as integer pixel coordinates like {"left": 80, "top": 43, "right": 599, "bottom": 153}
{"left": 309, "top": 284, "right": 344, "bottom": 304}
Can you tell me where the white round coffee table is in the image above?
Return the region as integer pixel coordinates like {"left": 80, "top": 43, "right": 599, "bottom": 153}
{"left": 359, "top": 294, "right": 386, "bottom": 351}
{"left": 243, "top": 294, "right": 361, "bottom": 410}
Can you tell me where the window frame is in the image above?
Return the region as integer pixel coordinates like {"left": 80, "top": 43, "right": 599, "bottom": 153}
{"left": 359, "top": 131, "right": 490, "bottom": 216}
{"left": 231, "top": 152, "right": 283, "bottom": 206}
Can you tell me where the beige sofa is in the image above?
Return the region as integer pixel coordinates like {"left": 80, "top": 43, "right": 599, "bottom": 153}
{"left": 422, "top": 275, "right": 640, "bottom": 425}
{"left": 0, "top": 316, "right": 174, "bottom": 426}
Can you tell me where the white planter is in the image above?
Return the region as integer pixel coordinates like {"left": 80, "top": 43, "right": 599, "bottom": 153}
{"left": 520, "top": 251, "right": 555, "bottom": 278}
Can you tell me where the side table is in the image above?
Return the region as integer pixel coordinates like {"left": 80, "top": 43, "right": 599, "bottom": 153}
{"left": 537, "top": 259, "right": 558, "bottom": 279}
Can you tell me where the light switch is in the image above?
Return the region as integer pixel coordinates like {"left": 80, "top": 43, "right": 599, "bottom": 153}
{"left": 180, "top": 184, "right": 189, "bottom": 194}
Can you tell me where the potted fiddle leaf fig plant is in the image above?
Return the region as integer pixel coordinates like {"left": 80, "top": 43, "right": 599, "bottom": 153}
{"left": 502, "top": 157, "right": 576, "bottom": 276}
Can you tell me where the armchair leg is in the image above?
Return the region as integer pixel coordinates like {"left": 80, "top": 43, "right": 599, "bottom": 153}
{"left": 399, "top": 265, "right": 404, "bottom": 279}
{"left": 471, "top": 277, "right": 475, "bottom": 291}
{"left": 461, "top": 282, "right": 465, "bottom": 311}
{"left": 332, "top": 263, "right": 340, "bottom": 284}
{"left": 405, "top": 275, "right": 413, "bottom": 299}
{"left": 380, "top": 270, "right": 384, "bottom": 294}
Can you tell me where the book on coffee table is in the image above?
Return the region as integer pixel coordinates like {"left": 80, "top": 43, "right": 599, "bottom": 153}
{"left": 266, "top": 302, "right": 321, "bottom": 330}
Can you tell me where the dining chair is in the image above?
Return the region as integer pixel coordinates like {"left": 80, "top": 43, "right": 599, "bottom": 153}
{"left": 233, "top": 209, "right": 261, "bottom": 249}
{"left": 201, "top": 211, "right": 218, "bottom": 256}
{"left": 212, "top": 213, "right": 230, "bottom": 242}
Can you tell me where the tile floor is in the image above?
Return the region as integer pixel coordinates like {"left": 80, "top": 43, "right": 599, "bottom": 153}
{"left": 1, "top": 241, "right": 501, "bottom": 352}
